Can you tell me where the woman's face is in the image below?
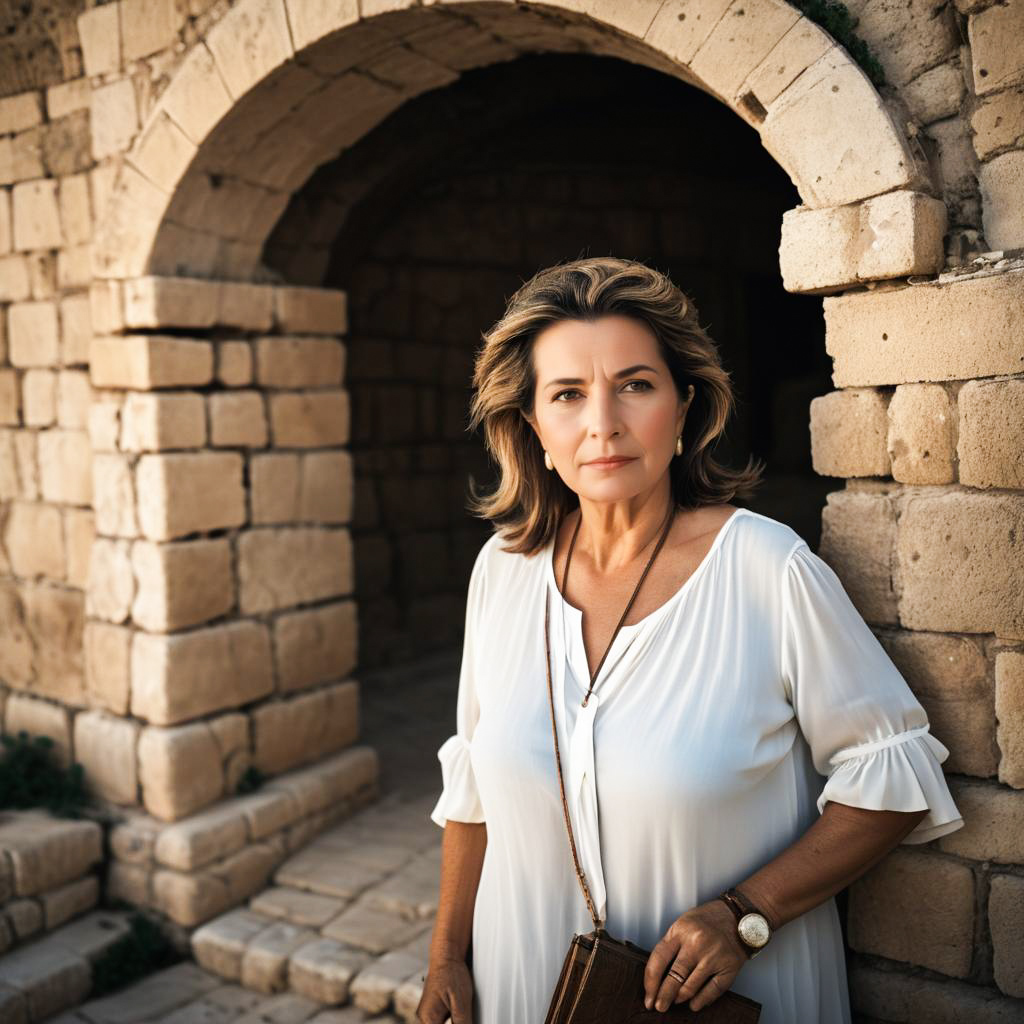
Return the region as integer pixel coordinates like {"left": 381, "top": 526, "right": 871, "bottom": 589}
{"left": 523, "top": 314, "right": 693, "bottom": 502}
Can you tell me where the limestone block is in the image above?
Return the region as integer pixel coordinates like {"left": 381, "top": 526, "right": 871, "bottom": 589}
{"left": 877, "top": 630, "right": 997, "bottom": 778}
{"left": 206, "top": 0, "right": 295, "bottom": 100}
{"left": 209, "top": 391, "right": 268, "bottom": 447}
{"left": 122, "top": 276, "right": 219, "bottom": 331}
{"left": 968, "top": 1, "right": 1024, "bottom": 97}
{"left": 5, "top": 501, "right": 65, "bottom": 579}
{"left": 3, "top": 693, "right": 72, "bottom": 768}
{"left": 274, "top": 601, "right": 358, "bottom": 692}
{"left": 349, "top": 947, "right": 426, "bottom": 1012}
{"left": 241, "top": 920, "right": 320, "bottom": 994}
{"left": 849, "top": 848, "right": 974, "bottom": 978}
{"left": 989, "top": 873, "right": 1024, "bottom": 997}
{"left": 809, "top": 388, "right": 890, "bottom": 477}
{"left": 87, "top": 400, "right": 121, "bottom": 454}
{"left": 254, "top": 337, "right": 345, "bottom": 388}
{"left": 0, "top": 579, "right": 34, "bottom": 688}
{"left": 154, "top": 804, "right": 248, "bottom": 872}
{"left": 130, "top": 537, "right": 233, "bottom": 632}
{"left": 86, "top": 537, "right": 134, "bottom": 623}
{"left": 689, "top": 0, "right": 799, "bottom": 102}
{"left": 0, "top": 187, "right": 10, "bottom": 253}
{"left": 192, "top": 908, "right": 274, "bottom": 979}
{"left": 38, "top": 429, "right": 92, "bottom": 505}
{"left": 136, "top": 452, "right": 246, "bottom": 540}
{"left": 64, "top": 508, "right": 95, "bottom": 590}
{"left": 940, "top": 778, "right": 1024, "bottom": 864}
{"left": 92, "top": 453, "right": 139, "bottom": 538}
{"left": 89, "top": 336, "right": 214, "bottom": 390}
{"left": 8, "top": 300, "right": 58, "bottom": 367}
{"left": 362, "top": 853, "right": 439, "bottom": 920}
{"left": 995, "top": 651, "right": 1024, "bottom": 789}
{"left": 824, "top": 269, "right": 1024, "bottom": 387}
{"left": 156, "top": 45, "right": 231, "bottom": 150}
{"left": 12, "top": 179, "right": 61, "bottom": 251}
{"left": 760, "top": 48, "right": 918, "bottom": 208}
{"left": 41, "top": 875, "right": 99, "bottom": 930}
{"left": 56, "top": 370, "right": 93, "bottom": 429}
{"left": 137, "top": 721, "right": 225, "bottom": 821}
{"left": 91, "top": 164, "right": 170, "bottom": 280}
{"left": 218, "top": 283, "right": 274, "bottom": 331}
{"left": 7, "top": 897, "right": 42, "bottom": 940}
{"left": 130, "top": 620, "right": 274, "bottom": 725}
{"left": 642, "top": 0, "right": 732, "bottom": 66}
{"left": 971, "top": 88, "right": 1024, "bottom": 161}
{"left": 0, "top": 127, "right": 45, "bottom": 186}
{"left": 107, "top": 861, "right": 150, "bottom": 910}
{"left": 46, "top": 79, "right": 90, "bottom": 121}
{"left": 0, "top": 369, "right": 18, "bottom": 425}
{"left": 83, "top": 621, "right": 131, "bottom": 715}
{"left": 216, "top": 341, "right": 254, "bottom": 387}
{"left": 57, "top": 244, "right": 91, "bottom": 290}
{"left": 858, "top": 190, "right": 947, "bottom": 282}
{"left": 89, "top": 280, "right": 123, "bottom": 335}
{"left": 235, "top": 789, "right": 301, "bottom": 840}
{"left": 238, "top": 527, "right": 353, "bottom": 613}
{"left": 0, "top": 93, "right": 43, "bottom": 135}
{"left": 252, "top": 682, "right": 359, "bottom": 775}
{"left": 288, "top": 936, "right": 370, "bottom": 1004}
{"left": 0, "top": 255, "right": 31, "bottom": 302}
{"left": 0, "top": 813, "right": 102, "bottom": 897}
{"left": 269, "top": 390, "right": 350, "bottom": 447}
{"left": 897, "top": 491, "right": 1024, "bottom": 636}
{"left": 283, "top": 0, "right": 359, "bottom": 50}
{"left": 77, "top": 3, "right": 121, "bottom": 76}
{"left": 211, "top": 842, "right": 283, "bottom": 904}
{"left": 120, "top": 392, "right": 206, "bottom": 452}
{"left": 90, "top": 79, "right": 139, "bottom": 161}
{"left": 23, "top": 369, "right": 55, "bottom": 426}
{"left": 272, "top": 288, "right": 347, "bottom": 335}
{"left": 251, "top": 886, "right": 346, "bottom": 929}
{"left": 73, "top": 710, "right": 139, "bottom": 805}
{"left": 121, "top": 0, "right": 184, "bottom": 61}
{"left": 778, "top": 202, "right": 859, "bottom": 293}
{"left": 152, "top": 868, "right": 230, "bottom": 927}
{"left": 23, "top": 585, "right": 86, "bottom": 705}
{"left": 251, "top": 453, "right": 300, "bottom": 524}
{"left": 0, "top": 933, "right": 90, "bottom": 1020}
{"left": 819, "top": 489, "right": 898, "bottom": 625}
{"left": 957, "top": 378, "right": 1024, "bottom": 489}
{"left": 851, "top": 0, "right": 959, "bottom": 88}
{"left": 109, "top": 812, "right": 161, "bottom": 865}
{"left": 56, "top": 176, "right": 90, "bottom": 251}
{"left": 979, "top": 150, "right": 1024, "bottom": 251}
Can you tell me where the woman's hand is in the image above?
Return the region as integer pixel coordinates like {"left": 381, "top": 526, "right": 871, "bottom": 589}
{"left": 643, "top": 898, "right": 749, "bottom": 1013}
{"left": 416, "top": 954, "right": 475, "bottom": 1023}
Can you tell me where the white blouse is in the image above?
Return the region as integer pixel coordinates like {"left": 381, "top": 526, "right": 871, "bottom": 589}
{"left": 429, "top": 507, "right": 964, "bottom": 1024}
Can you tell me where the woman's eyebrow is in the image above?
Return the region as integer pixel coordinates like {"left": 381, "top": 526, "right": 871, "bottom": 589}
{"left": 545, "top": 364, "right": 660, "bottom": 388}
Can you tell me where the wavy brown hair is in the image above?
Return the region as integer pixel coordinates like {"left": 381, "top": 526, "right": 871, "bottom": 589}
{"left": 466, "top": 256, "right": 765, "bottom": 555}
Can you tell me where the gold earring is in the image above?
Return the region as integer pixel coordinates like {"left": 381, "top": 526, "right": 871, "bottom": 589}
{"left": 544, "top": 450, "right": 553, "bottom": 470}
{"left": 675, "top": 436, "right": 683, "bottom": 456}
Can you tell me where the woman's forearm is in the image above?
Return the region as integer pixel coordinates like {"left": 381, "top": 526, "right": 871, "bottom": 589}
{"left": 733, "top": 801, "right": 929, "bottom": 931}
{"left": 429, "top": 820, "right": 487, "bottom": 965}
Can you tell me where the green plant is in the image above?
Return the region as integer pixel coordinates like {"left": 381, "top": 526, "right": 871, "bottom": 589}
{"left": 234, "top": 764, "right": 266, "bottom": 794}
{"left": 792, "top": 0, "right": 888, "bottom": 88}
{"left": 89, "top": 910, "right": 183, "bottom": 996}
{"left": 0, "top": 731, "right": 91, "bottom": 818}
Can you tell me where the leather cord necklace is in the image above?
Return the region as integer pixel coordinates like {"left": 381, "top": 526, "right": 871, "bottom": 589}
{"left": 543, "top": 501, "right": 677, "bottom": 928}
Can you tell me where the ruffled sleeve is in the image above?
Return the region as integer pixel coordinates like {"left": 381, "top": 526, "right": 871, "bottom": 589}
{"left": 781, "top": 541, "right": 964, "bottom": 845}
{"left": 429, "top": 538, "right": 489, "bottom": 828}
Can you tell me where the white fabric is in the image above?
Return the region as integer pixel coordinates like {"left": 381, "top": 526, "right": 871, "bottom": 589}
{"left": 430, "top": 507, "right": 964, "bottom": 1024}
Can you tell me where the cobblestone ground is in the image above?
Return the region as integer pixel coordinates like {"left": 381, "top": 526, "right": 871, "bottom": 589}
{"left": 49, "top": 649, "right": 463, "bottom": 1024}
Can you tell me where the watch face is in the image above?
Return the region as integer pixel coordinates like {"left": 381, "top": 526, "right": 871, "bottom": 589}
{"left": 738, "top": 913, "right": 770, "bottom": 948}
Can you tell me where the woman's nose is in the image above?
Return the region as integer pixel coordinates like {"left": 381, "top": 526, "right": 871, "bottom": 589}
{"left": 586, "top": 387, "right": 622, "bottom": 437}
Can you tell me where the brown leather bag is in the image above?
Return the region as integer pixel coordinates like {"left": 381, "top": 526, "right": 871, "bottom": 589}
{"left": 541, "top": 508, "right": 762, "bottom": 1023}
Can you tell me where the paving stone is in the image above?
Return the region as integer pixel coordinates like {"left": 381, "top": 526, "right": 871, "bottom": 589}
{"left": 287, "top": 937, "right": 373, "bottom": 1005}
{"left": 45, "top": 910, "right": 134, "bottom": 963}
{"left": 0, "top": 813, "right": 103, "bottom": 897}
{"left": 240, "top": 921, "right": 320, "bottom": 995}
{"left": 250, "top": 886, "right": 348, "bottom": 928}
{"left": 76, "top": 961, "right": 222, "bottom": 1023}
{"left": 359, "top": 853, "right": 439, "bottom": 920}
{"left": 234, "top": 992, "right": 322, "bottom": 1023}
{"left": 156, "top": 998, "right": 239, "bottom": 1024}
{"left": 192, "top": 909, "right": 275, "bottom": 981}
{"left": 0, "top": 933, "right": 91, "bottom": 1021}
{"left": 0, "top": 988, "right": 27, "bottom": 1024}
{"left": 275, "top": 850, "right": 386, "bottom": 901}
{"left": 349, "top": 951, "right": 423, "bottom": 1015}
{"left": 309, "top": 1011, "right": 399, "bottom": 1023}
{"left": 308, "top": 838, "right": 415, "bottom": 876}
{"left": 321, "top": 900, "right": 432, "bottom": 956}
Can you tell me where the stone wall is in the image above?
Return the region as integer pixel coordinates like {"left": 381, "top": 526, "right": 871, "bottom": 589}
{"left": 0, "top": 0, "right": 1021, "bottom": 1016}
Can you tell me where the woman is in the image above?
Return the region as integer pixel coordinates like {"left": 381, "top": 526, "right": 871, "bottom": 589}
{"left": 416, "top": 257, "right": 964, "bottom": 1024}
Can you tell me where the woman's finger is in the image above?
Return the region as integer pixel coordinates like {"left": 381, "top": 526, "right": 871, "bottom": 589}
{"left": 643, "top": 932, "right": 681, "bottom": 1005}
{"left": 649, "top": 957, "right": 696, "bottom": 1013}
{"left": 689, "top": 967, "right": 739, "bottom": 1012}
{"left": 662, "top": 954, "right": 716, "bottom": 1011}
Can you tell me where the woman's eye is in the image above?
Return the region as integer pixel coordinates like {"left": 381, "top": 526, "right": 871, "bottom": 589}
{"left": 553, "top": 381, "right": 651, "bottom": 402}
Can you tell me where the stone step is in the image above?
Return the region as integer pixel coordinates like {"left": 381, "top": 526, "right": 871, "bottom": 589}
{"left": 189, "top": 790, "right": 443, "bottom": 1021}
{"left": 0, "top": 907, "right": 135, "bottom": 1022}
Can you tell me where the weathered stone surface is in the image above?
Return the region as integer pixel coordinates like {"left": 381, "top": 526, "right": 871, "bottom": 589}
{"left": 38, "top": 428, "right": 92, "bottom": 505}
{"left": 824, "top": 270, "right": 1024, "bottom": 387}
{"left": 241, "top": 920, "right": 320, "bottom": 995}
{"left": 980, "top": 150, "right": 1024, "bottom": 251}
{"left": 252, "top": 682, "right": 359, "bottom": 775}
{"left": 939, "top": 779, "right": 1024, "bottom": 863}
{"left": 137, "top": 721, "right": 225, "bottom": 821}
{"left": 848, "top": 847, "right": 974, "bottom": 977}
{"left": 90, "top": 78, "right": 139, "bottom": 161}
{"left": 238, "top": 527, "right": 353, "bottom": 614}
{"left": 4, "top": 501, "right": 64, "bottom": 579}
{"left": 86, "top": 537, "right": 134, "bottom": 623}
{"left": 3, "top": 693, "right": 72, "bottom": 767}
{"left": 209, "top": 842, "right": 283, "bottom": 905}
{"left": 136, "top": 452, "right": 246, "bottom": 540}
{"left": 810, "top": 388, "right": 890, "bottom": 477}
{"left": 968, "top": 1, "right": 1024, "bottom": 97}
{"left": 957, "top": 377, "right": 1024, "bottom": 490}
{"left": 8, "top": 300, "right": 58, "bottom": 367}
{"left": 152, "top": 868, "right": 230, "bottom": 927}
{"left": 273, "top": 287, "right": 347, "bottom": 335}
{"left": 274, "top": 601, "right": 358, "bottom": 692}
{"left": 995, "top": 651, "right": 1024, "bottom": 789}
{"left": 42, "top": 874, "right": 99, "bottom": 930}
{"left": 77, "top": 3, "right": 121, "bottom": 77}
{"left": 361, "top": 851, "right": 439, "bottom": 920}
{"left": 22, "top": 584, "right": 87, "bottom": 706}
{"left": 83, "top": 621, "right": 131, "bottom": 715}
{"left": 288, "top": 936, "right": 371, "bottom": 1004}
{"left": 119, "top": 392, "right": 207, "bottom": 452}
{"left": 92, "top": 453, "right": 138, "bottom": 538}
{"left": 251, "top": 886, "right": 347, "bottom": 928}
{"left": 216, "top": 341, "right": 254, "bottom": 387}
{"left": 12, "top": 179, "right": 61, "bottom": 251}
{"left": 254, "top": 336, "right": 345, "bottom": 388}
{"left": 0, "top": 812, "right": 102, "bottom": 897}
{"left": 209, "top": 390, "right": 268, "bottom": 448}
{"left": 0, "top": 932, "right": 90, "bottom": 1020}
{"left": 349, "top": 948, "right": 425, "bottom": 1014}
{"left": 989, "top": 873, "right": 1024, "bottom": 997}
{"left": 971, "top": 87, "right": 1024, "bottom": 161}
{"left": 131, "top": 537, "right": 234, "bottom": 631}
{"left": 90, "top": 336, "right": 214, "bottom": 391}
{"left": 887, "top": 384, "right": 956, "bottom": 485}
{"left": 268, "top": 390, "right": 350, "bottom": 447}
{"left": 896, "top": 491, "right": 1024, "bottom": 637}
{"left": 73, "top": 710, "right": 140, "bottom": 805}
{"left": 131, "top": 620, "right": 274, "bottom": 726}
{"left": 75, "top": 960, "right": 222, "bottom": 1021}
{"left": 192, "top": 908, "right": 274, "bottom": 981}
{"left": 322, "top": 898, "right": 430, "bottom": 956}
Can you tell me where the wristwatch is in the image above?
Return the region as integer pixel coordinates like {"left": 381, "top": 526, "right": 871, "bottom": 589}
{"left": 716, "top": 887, "right": 773, "bottom": 958}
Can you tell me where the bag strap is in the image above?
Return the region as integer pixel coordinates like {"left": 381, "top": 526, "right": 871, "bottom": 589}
{"left": 543, "top": 505, "right": 676, "bottom": 930}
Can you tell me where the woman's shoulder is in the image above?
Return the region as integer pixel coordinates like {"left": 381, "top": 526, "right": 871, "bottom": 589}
{"left": 727, "top": 507, "right": 810, "bottom": 572}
